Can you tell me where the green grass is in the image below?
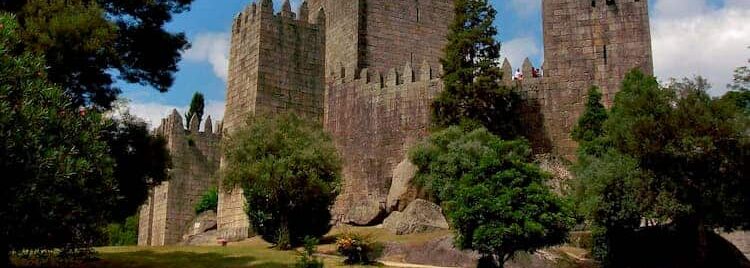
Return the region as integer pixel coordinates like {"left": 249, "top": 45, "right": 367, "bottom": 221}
{"left": 13, "top": 235, "right": 382, "bottom": 268}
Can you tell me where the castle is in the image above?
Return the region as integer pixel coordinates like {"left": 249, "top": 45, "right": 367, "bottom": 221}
{"left": 139, "top": 0, "right": 653, "bottom": 245}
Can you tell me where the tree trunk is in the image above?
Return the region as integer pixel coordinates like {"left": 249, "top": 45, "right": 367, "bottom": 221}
{"left": 695, "top": 223, "right": 709, "bottom": 267}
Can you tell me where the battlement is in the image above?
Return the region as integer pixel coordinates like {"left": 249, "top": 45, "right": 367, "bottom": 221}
{"left": 331, "top": 60, "right": 443, "bottom": 89}
{"left": 231, "top": 0, "right": 324, "bottom": 35}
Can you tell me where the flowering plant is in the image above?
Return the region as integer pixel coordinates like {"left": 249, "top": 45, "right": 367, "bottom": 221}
{"left": 335, "top": 231, "right": 380, "bottom": 264}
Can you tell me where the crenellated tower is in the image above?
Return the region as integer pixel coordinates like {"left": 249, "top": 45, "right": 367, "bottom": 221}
{"left": 138, "top": 110, "right": 222, "bottom": 246}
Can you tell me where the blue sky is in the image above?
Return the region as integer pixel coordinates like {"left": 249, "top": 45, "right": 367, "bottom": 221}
{"left": 120, "top": 0, "right": 750, "bottom": 127}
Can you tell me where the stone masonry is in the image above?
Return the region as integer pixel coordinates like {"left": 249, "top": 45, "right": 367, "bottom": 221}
{"left": 142, "top": 0, "right": 656, "bottom": 243}
{"left": 138, "top": 111, "right": 221, "bottom": 246}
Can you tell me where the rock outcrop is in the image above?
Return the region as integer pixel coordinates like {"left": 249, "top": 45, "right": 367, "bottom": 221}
{"left": 182, "top": 210, "right": 217, "bottom": 243}
{"left": 343, "top": 197, "right": 385, "bottom": 226}
{"left": 382, "top": 199, "right": 448, "bottom": 235}
{"left": 386, "top": 158, "right": 419, "bottom": 213}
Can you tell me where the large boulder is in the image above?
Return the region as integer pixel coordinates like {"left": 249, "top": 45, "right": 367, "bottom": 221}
{"left": 382, "top": 199, "right": 449, "bottom": 235}
{"left": 386, "top": 158, "right": 419, "bottom": 212}
{"left": 182, "top": 210, "right": 217, "bottom": 241}
{"left": 344, "top": 197, "right": 385, "bottom": 226}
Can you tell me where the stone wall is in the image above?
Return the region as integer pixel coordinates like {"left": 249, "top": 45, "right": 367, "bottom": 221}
{"left": 306, "top": 0, "right": 362, "bottom": 81}
{"left": 325, "top": 62, "right": 442, "bottom": 223}
{"left": 527, "top": 0, "right": 653, "bottom": 158}
{"left": 218, "top": 1, "right": 326, "bottom": 241}
{"left": 138, "top": 110, "right": 222, "bottom": 246}
{"left": 361, "top": 0, "right": 452, "bottom": 74}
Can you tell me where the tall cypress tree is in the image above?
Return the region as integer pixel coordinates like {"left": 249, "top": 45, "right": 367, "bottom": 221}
{"left": 432, "top": 0, "right": 519, "bottom": 139}
{"left": 185, "top": 92, "right": 205, "bottom": 126}
{"left": 571, "top": 86, "right": 609, "bottom": 156}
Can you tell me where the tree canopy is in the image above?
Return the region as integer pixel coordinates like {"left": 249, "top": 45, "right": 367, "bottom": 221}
{"left": 0, "top": 0, "right": 192, "bottom": 109}
{"left": 410, "top": 126, "right": 574, "bottom": 267}
{"left": 432, "top": 0, "right": 520, "bottom": 139}
{"left": 0, "top": 14, "right": 117, "bottom": 264}
{"left": 572, "top": 70, "right": 750, "bottom": 266}
{"left": 185, "top": 92, "right": 206, "bottom": 126}
{"left": 102, "top": 113, "right": 171, "bottom": 221}
{"left": 222, "top": 113, "right": 342, "bottom": 249}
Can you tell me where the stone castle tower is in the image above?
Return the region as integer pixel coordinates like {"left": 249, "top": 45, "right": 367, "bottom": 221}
{"left": 138, "top": 111, "right": 222, "bottom": 246}
{"left": 139, "top": 0, "right": 654, "bottom": 244}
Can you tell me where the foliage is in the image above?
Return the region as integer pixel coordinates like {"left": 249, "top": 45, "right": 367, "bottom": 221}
{"left": 432, "top": 0, "right": 520, "bottom": 139}
{"left": 0, "top": 14, "right": 116, "bottom": 264}
{"left": 106, "top": 215, "right": 139, "bottom": 246}
{"left": 571, "top": 86, "right": 609, "bottom": 156}
{"left": 102, "top": 112, "right": 171, "bottom": 221}
{"left": 724, "top": 53, "right": 750, "bottom": 115}
{"left": 185, "top": 92, "right": 205, "bottom": 126}
{"left": 295, "top": 237, "right": 324, "bottom": 268}
{"left": 410, "top": 126, "right": 574, "bottom": 267}
{"left": 222, "top": 113, "right": 342, "bottom": 249}
{"left": 194, "top": 186, "right": 218, "bottom": 215}
{"left": 607, "top": 72, "right": 749, "bottom": 230}
{"left": 727, "top": 48, "right": 749, "bottom": 92}
{"left": 335, "top": 231, "right": 382, "bottom": 264}
{"left": 572, "top": 70, "right": 750, "bottom": 265}
{"left": 0, "top": 0, "right": 192, "bottom": 109}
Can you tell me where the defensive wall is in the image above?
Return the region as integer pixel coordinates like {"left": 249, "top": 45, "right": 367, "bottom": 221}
{"left": 138, "top": 111, "right": 222, "bottom": 246}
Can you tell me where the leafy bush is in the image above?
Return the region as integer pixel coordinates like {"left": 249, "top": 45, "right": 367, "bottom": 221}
{"left": 106, "top": 215, "right": 139, "bottom": 246}
{"left": 335, "top": 231, "right": 382, "bottom": 264}
{"left": 0, "top": 14, "right": 117, "bottom": 264}
{"left": 222, "top": 113, "right": 342, "bottom": 249}
{"left": 295, "top": 237, "right": 324, "bottom": 268}
{"left": 410, "top": 126, "right": 574, "bottom": 267}
{"left": 194, "top": 187, "right": 218, "bottom": 214}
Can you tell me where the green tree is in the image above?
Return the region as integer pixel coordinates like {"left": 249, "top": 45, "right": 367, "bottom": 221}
{"left": 185, "top": 92, "right": 206, "bottom": 126}
{"left": 105, "top": 215, "right": 139, "bottom": 246}
{"left": 410, "top": 126, "right": 574, "bottom": 267}
{"left": 728, "top": 48, "right": 749, "bottom": 92}
{"left": 0, "top": 14, "right": 116, "bottom": 264}
{"left": 571, "top": 86, "right": 609, "bottom": 156}
{"left": 102, "top": 113, "right": 171, "bottom": 221}
{"left": 432, "top": 0, "right": 520, "bottom": 139}
{"left": 724, "top": 54, "right": 750, "bottom": 114}
{"left": 222, "top": 113, "right": 342, "bottom": 249}
{"left": 1, "top": 0, "right": 192, "bottom": 109}
{"left": 575, "top": 70, "right": 750, "bottom": 265}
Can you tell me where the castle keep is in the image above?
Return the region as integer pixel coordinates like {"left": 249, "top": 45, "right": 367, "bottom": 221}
{"left": 139, "top": 0, "right": 653, "bottom": 245}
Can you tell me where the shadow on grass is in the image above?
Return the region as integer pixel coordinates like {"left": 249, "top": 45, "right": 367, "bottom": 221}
{"left": 15, "top": 250, "right": 291, "bottom": 268}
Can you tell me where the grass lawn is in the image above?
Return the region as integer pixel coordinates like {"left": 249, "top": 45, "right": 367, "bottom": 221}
{"left": 14, "top": 226, "right": 438, "bottom": 268}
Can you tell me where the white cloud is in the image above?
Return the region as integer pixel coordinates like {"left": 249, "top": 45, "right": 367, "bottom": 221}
{"left": 118, "top": 100, "right": 226, "bottom": 131}
{"left": 184, "top": 32, "right": 230, "bottom": 81}
{"left": 651, "top": 0, "right": 750, "bottom": 95}
{"left": 501, "top": 36, "right": 542, "bottom": 70}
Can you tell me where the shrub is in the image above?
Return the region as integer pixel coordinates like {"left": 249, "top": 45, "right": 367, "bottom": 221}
{"left": 410, "top": 126, "right": 574, "bottom": 267}
{"left": 105, "top": 215, "right": 139, "bottom": 246}
{"left": 222, "top": 113, "right": 342, "bottom": 249}
{"left": 295, "top": 237, "right": 324, "bottom": 268}
{"left": 335, "top": 231, "right": 382, "bottom": 264}
{"left": 194, "top": 186, "right": 218, "bottom": 214}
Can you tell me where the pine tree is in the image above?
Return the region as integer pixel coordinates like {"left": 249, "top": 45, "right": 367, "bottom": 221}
{"left": 185, "top": 92, "right": 205, "bottom": 125}
{"left": 571, "top": 86, "right": 609, "bottom": 156}
{"left": 432, "top": 0, "right": 519, "bottom": 139}
{"left": 1, "top": 0, "right": 193, "bottom": 109}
